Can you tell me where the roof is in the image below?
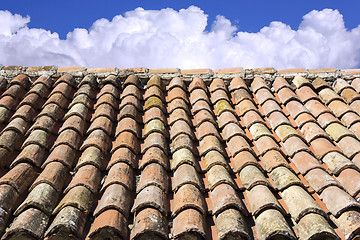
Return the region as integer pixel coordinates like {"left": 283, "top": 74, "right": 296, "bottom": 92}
{"left": 0, "top": 65, "right": 359, "bottom": 240}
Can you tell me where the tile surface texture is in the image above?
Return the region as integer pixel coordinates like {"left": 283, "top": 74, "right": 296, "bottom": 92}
{"left": 0, "top": 66, "right": 359, "bottom": 239}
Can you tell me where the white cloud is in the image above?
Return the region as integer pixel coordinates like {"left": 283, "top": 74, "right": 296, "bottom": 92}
{"left": 0, "top": 6, "right": 359, "bottom": 69}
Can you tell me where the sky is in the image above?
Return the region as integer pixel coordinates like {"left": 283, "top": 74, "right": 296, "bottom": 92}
{"left": 0, "top": 0, "right": 359, "bottom": 69}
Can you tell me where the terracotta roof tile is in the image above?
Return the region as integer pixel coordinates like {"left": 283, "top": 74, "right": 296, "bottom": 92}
{"left": 0, "top": 69, "right": 360, "bottom": 239}
{"left": 255, "top": 209, "right": 296, "bottom": 240}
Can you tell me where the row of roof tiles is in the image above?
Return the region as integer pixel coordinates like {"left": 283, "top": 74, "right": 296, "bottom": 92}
{"left": 0, "top": 71, "right": 359, "bottom": 239}
{"left": 1, "top": 65, "right": 360, "bottom": 81}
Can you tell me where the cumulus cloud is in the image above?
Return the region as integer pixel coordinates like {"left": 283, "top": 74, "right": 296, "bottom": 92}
{"left": 0, "top": 7, "right": 359, "bottom": 69}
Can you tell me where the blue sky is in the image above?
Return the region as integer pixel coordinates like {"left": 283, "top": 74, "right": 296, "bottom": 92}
{"left": 1, "top": 0, "right": 359, "bottom": 39}
{"left": 0, "top": 1, "right": 359, "bottom": 69}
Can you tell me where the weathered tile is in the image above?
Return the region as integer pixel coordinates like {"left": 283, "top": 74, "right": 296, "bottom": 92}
{"left": 115, "top": 117, "right": 140, "bottom": 138}
{"left": 170, "top": 120, "right": 193, "bottom": 140}
{"left": 270, "top": 166, "right": 303, "bottom": 190}
{"left": 262, "top": 99, "right": 283, "bottom": 116}
{"left": 301, "top": 121, "right": 330, "bottom": 142}
{"left": 239, "top": 165, "right": 270, "bottom": 190}
{"left": 322, "top": 151, "right": 355, "bottom": 175}
{"left": 210, "top": 78, "right": 227, "bottom": 93}
{"left": 14, "top": 183, "right": 58, "bottom": 216}
{"left": 147, "top": 75, "right": 163, "bottom": 89}
{"left": 251, "top": 77, "right": 270, "bottom": 93}
{"left": 31, "top": 161, "right": 69, "bottom": 192}
{"left": 0, "top": 163, "right": 37, "bottom": 193}
{"left": 320, "top": 186, "right": 360, "bottom": 217}
{"left": 130, "top": 208, "right": 168, "bottom": 240}
{"left": 275, "top": 125, "right": 302, "bottom": 142}
{"left": 137, "top": 163, "right": 168, "bottom": 193}
{"left": 229, "top": 77, "right": 247, "bottom": 92}
{"left": 207, "top": 165, "right": 236, "bottom": 190}
{"left": 255, "top": 209, "right": 296, "bottom": 240}
{"left": 74, "top": 147, "right": 103, "bottom": 171}
{"left": 53, "top": 185, "right": 93, "bottom": 214}
{"left": 296, "top": 213, "right": 339, "bottom": 240}
{"left": 304, "top": 168, "right": 338, "bottom": 193}
{"left": 169, "top": 108, "right": 191, "bottom": 126}
{"left": 94, "top": 184, "right": 132, "bottom": 218}
{"left": 247, "top": 184, "right": 285, "bottom": 217}
{"left": 286, "top": 100, "right": 312, "bottom": 119}
{"left": 237, "top": 99, "right": 258, "bottom": 116}
{"left": 233, "top": 150, "right": 260, "bottom": 173}
{"left": 43, "top": 144, "right": 76, "bottom": 169}
{"left": 171, "top": 148, "right": 198, "bottom": 171}
{"left": 203, "top": 150, "right": 228, "bottom": 171}
{"left": 267, "top": 111, "right": 291, "bottom": 131}
{"left": 112, "top": 131, "right": 139, "bottom": 154}
{"left": 81, "top": 129, "right": 111, "bottom": 153}
{"left": 254, "top": 135, "right": 281, "bottom": 156}
{"left": 102, "top": 162, "right": 134, "bottom": 192}
{"left": 255, "top": 88, "right": 276, "bottom": 105}
{"left": 173, "top": 184, "right": 206, "bottom": 217}
{"left": 123, "top": 74, "right": 141, "bottom": 88}
{"left": 142, "top": 132, "right": 167, "bottom": 154}
{"left": 144, "top": 119, "right": 168, "bottom": 139}
{"left": 118, "top": 104, "right": 142, "bottom": 123}
{"left": 211, "top": 89, "right": 229, "bottom": 104}
{"left": 168, "top": 87, "right": 188, "bottom": 104}
{"left": 199, "top": 135, "right": 225, "bottom": 157}
{"left": 3, "top": 207, "right": 49, "bottom": 240}
{"left": 173, "top": 164, "right": 204, "bottom": 192}
{"left": 170, "top": 133, "right": 194, "bottom": 154}
{"left": 140, "top": 146, "right": 167, "bottom": 170}
{"left": 131, "top": 185, "right": 167, "bottom": 215}
{"left": 144, "top": 85, "right": 164, "bottom": 101}
{"left": 144, "top": 106, "right": 167, "bottom": 125}
{"left": 168, "top": 77, "right": 186, "bottom": 91}
{"left": 64, "top": 164, "right": 101, "bottom": 194}
{"left": 222, "top": 122, "right": 246, "bottom": 141}
{"left": 194, "top": 109, "right": 216, "bottom": 127}
{"left": 282, "top": 185, "right": 327, "bottom": 222}
{"left": 217, "top": 111, "right": 238, "bottom": 129}
{"left": 88, "top": 209, "right": 129, "bottom": 240}
{"left": 283, "top": 136, "right": 310, "bottom": 157}
{"left": 210, "top": 183, "right": 245, "bottom": 216}
{"left": 242, "top": 110, "right": 263, "bottom": 128}
{"left": 337, "top": 168, "right": 360, "bottom": 196}
{"left": 172, "top": 208, "right": 206, "bottom": 239}
{"left": 261, "top": 150, "right": 289, "bottom": 173}
{"left": 249, "top": 123, "right": 273, "bottom": 141}
{"left": 232, "top": 88, "right": 252, "bottom": 105}
{"left": 45, "top": 206, "right": 86, "bottom": 239}
{"left": 334, "top": 210, "right": 360, "bottom": 240}
{"left": 12, "top": 143, "right": 46, "bottom": 168}
{"left": 121, "top": 84, "right": 141, "bottom": 100}
{"left": 192, "top": 99, "right": 212, "bottom": 115}
{"left": 190, "top": 89, "right": 209, "bottom": 106}
{"left": 197, "top": 121, "right": 220, "bottom": 141}
{"left": 215, "top": 208, "right": 250, "bottom": 240}
{"left": 188, "top": 77, "right": 207, "bottom": 93}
